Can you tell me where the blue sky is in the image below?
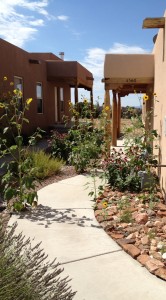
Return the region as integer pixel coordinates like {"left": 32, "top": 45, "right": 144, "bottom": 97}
{"left": 0, "top": 0, "right": 166, "bottom": 106}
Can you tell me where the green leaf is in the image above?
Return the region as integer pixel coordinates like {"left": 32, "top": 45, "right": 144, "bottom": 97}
{"left": 3, "top": 127, "right": 9, "bottom": 134}
{"left": 4, "top": 188, "right": 15, "bottom": 201}
{"left": 23, "top": 117, "right": 29, "bottom": 124}
{"left": 0, "top": 162, "right": 6, "bottom": 169}
{"left": 15, "top": 135, "right": 23, "bottom": 147}
{"left": 13, "top": 202, "right": 24, "bottom": 211}
{"left": 9, "top": 145, "right": 18, "bottom": 151}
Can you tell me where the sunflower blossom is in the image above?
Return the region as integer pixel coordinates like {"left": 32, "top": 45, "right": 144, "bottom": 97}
{"left": 143, "top": 94, "right": 149, "bottom": 101}
{"left": 102, "top": 201, "right": 108, "bottom": 209}
{"left": 26, "top": 98, "right": 33, "bottom": 105}
{"left": 0, "top": 103, "right": 4, "bottom": 108}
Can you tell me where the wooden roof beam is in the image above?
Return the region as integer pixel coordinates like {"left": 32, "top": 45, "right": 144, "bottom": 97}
{"left": 143, "top": 17, "right": 165, "bottom": 29}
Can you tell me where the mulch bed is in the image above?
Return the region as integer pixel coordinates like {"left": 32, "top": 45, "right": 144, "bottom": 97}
{"left": 35, "top": 165, "right": 77, "bottom": 191}
{"left": 94, "top": 186, "right": 166, "bottom": 281}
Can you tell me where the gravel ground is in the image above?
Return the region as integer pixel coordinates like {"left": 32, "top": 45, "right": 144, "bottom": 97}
{"left": 35, "top": 165, "right": 77, "bottom": 191}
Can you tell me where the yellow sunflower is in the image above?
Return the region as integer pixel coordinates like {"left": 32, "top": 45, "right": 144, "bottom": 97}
{"left": 143, "top": 94, "right": 149, "bottom": 101}
{"left": 0, "top": 103, "right": 4, "bottom": 108}
{"left": 105, "top": 106, "right": 110, "bottom": 111}
{"left": 26, "top": 98, "right": 33, "bottom": 105}
{"left": 102, "top": 201, "right": 108, "bottom": 209}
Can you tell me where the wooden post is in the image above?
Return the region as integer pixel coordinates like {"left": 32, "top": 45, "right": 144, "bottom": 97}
{"left": 104, "top": 88, "right": 111, "bottom": 157}
{"left": 117, "top": 94, "right": 121, "bottom": 138}
{"left": 90, "top": 89, "right": 94, "bottom": 123}
{"left": 145, "top": 86, "right": 154, "bottom": 132}
{"left": 112, "top": 91, "right": 117, "bottom": 146}
{"left": 90, "top": 89, "right": 93, "bottom": 111}
{"left": 74, "top": 85, "right": 79, "bottom": 126}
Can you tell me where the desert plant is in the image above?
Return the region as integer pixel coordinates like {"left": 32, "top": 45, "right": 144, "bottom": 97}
{"left": 50, "top": 98, "right": 105, "bottom": 173}
{"left": 68, "top": 126, "right": 103, "bottom": 173}
{"left": 106, "top": 93, "right": 159, "bottom": 193}
{"left": 0, "top": 77, "right": 44, "bottom": 211}
{"left": 106, "top": 148, "right": 141, "bottom": 192}
{"left": 117, "top": 196, "right": 133, "bottom": 223}
{"left": 49, "top": 131, "right": 71, "bottom": 162}
{"left": 27, "top": 150, "right": 64, "bottom": 179}
{"left": 0, "top": 216, "right": 76, "bottom": 300}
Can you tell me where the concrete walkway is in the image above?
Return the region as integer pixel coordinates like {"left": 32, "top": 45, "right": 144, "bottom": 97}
{"left": 9, "top": 175, "right": 166, "bottom": 300}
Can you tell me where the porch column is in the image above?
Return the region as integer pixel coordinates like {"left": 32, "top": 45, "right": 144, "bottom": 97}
{"left": 145, "top": 85, "right": 154, "bottom": 132}
{"left": 74, "top": 85, "right": 79, "bottom": 126}
{"left": 90, "top": 89, "right": 94, "bottom": 111}
{"left": 90, "top": 89, "right": 94, "bottom": 123}
{"left": 117, "top": 94, "right": 121, "bottom": 138}
{"left": 112, "top": 90, "right": 117, "bottom": 146}
{"left": 104, "top": 88, "right": 111, "bottom": 156}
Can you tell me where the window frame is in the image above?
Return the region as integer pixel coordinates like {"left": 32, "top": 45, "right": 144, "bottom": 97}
{"left": 36, "top": 82, "right": 43, "bottom": 114}
{"left": 60, "top": 87, "right": 64, "bottom": 112}
{"left": 14, "top": 76, "right": 23, "bottom": 111}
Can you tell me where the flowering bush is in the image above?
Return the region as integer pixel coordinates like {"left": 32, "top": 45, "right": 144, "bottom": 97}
{"left": 49, "top": 131, "right": 72, "bottom": 161}
{"left": 106, "top": 93, "right": 159, "bottom": 192}
{"left": 50, "top": 98, "right": 105, "bottom": 173}
{"left": 107, "top": 148, "right": 141, "bottom": 192}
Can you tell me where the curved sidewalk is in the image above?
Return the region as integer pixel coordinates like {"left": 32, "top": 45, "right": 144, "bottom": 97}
{"left": 9, "top": 175, "right": 166, "bottom": 300}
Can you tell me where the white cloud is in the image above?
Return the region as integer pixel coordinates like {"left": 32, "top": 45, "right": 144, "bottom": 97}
{"left": 109, "top": 43, "right": 149, "bottom": 54}
{"left": 57, "top": 15, "right": 69, "bottom": 21}
{"left": 0, "top": 0, "right": 69, "bottom": 47}
{"left": 80, "top": 43, "right": 150, "bottom": 104}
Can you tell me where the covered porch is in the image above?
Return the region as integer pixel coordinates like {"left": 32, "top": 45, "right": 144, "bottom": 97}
{"left": 102, "top": 53, "right": 154, "bottom": 146}
{"left": 47, "top": 60, "right": 94, "bottom": 110}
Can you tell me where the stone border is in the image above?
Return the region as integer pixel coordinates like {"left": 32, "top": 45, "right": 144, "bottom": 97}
{"left": 94, "top": 188, "right": 166, "bottom": 281}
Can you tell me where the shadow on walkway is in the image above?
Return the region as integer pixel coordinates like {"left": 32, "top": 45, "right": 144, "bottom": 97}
{"left": 16, "top": 204, "right": 102, "bottom": 229}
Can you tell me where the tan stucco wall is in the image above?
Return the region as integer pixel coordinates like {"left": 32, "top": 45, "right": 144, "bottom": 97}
{"left": 104, "top": 54, "right": 154, "bottom": 78}
{"left": 153, "top": 12, "right": 166, "bottom": 195}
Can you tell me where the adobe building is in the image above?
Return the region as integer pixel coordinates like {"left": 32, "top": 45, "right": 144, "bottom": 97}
{"left": 0, "top": 38, "right": 93, "bottom": 135}
{"left": 102, "top": 12, "right": 166, "bottom": 196}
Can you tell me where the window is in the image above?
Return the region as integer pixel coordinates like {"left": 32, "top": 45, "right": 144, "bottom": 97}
{"left": 14, "top": 76, "right": 23, "bottom": 111}
{"left": 60, "top": 87, "right": 64, "bottom": 112}
{"left": 36, "top": 82, "right": 43, "bottom": 113}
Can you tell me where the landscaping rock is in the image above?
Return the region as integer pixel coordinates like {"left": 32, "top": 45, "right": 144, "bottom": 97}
{"left": 134, "top": 213, "right": 148, "bottom": 224}
{"left": 137, "top": 254, "right": 150, "bottom": 266}
{"left": 157, "top": 210, "right": 166, "bottom": 217}
{"left": 155, "top": 267, "right": 166, "bottom": 280}
{"left": 117, "top": 238, "right": 135, "bottom": 247}
{"left": 123, "top": 244, "right": 141, "bottom": 258}
{"left": 145, "top": 258, "right": 164, "bottom": 274}
{"left": 94, "top": 187, "right": 166, "bottom": 281}
{"left": 108, "top": 232, "right": 124, "bottom": 239}
{"left": 141, "top": 236, "right": 149, "bottom": 245}
{"left": 163, "top": 225, "right": 166, "bottom": 233}
{"left": 156, "top": 203, "right": 166, "bottom": 211}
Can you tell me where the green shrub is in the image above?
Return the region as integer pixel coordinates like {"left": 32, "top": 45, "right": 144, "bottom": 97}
{"left": 0, "top": 216, "right": 76, "bottom": 300}
{"left": 28, "top": 150, "right": 64, "bottom": 179}
{"left": 49, "top": 131, "right": 71, "bottom": 162}
{"left": 69, "top": 129, "right": 102, "bottom": 173}
{"left": 107, "top": 148, "right": 141, "bottom": 192}
{"left": 49, "top": 124, "right": 104, "bottom": 173}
